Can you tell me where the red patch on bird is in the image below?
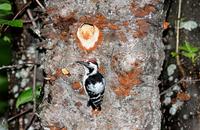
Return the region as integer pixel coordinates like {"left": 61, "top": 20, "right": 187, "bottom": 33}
{"left": 86, "top": 58, "right": 98, "bottom": 64}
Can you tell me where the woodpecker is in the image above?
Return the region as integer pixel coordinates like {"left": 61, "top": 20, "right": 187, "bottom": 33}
{"left": 76, "top": 60, "right": 106, "bottom": 111}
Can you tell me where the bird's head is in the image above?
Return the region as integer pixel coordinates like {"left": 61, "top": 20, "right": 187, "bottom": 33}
{"left": 76, "top": 59, "right": 98, "bottom": 76}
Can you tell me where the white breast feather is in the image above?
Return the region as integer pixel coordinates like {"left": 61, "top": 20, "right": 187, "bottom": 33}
{"left": 88, "top": 82, "right": 105, "bottom": 94}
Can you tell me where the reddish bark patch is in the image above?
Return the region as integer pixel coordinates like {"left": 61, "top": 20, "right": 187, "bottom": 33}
{"left": 130, "top": 3, "right": 155, "bottom": 17}
{"left": 78, "top": 13, "right": 120, "bottom": 31}
{"left": 107, "top": 23, "right": 120, "bottom": 30}
{"left": 98, "top": 65, "right": 106, "bottom": 74}
{"left": 71, "top": 82, "right": 82, "bottom": 90}
{"left": 53, "top": 13, "right": 77, "bottom": 32}
{"left": 113, "top": 67, "right": 142, "bottom": 96}
{"left": 122, "top": 21, "right": 129, "bottom": 26}
{"left": 117, "top": 31, "right": 128, "bottom": 44}
{"left": 177, "top": 92, "right": 191, "bottom": 101}
{"left": 46, "top": 7, "right": 57, "bottom": 14}
{"left": 42, "top": 12, "right": 77, "bottom": 41}
{"left": 53, "top": 13, "right": 77, "bottom": 41}
{"left": 92, "top": 109, "right": 101, "bottom": 116}
{"left": 55, "top": 68, "right": 62, "bottom": 77}
{"left": 71, "top": 82, "right": 85, "bottom": 95}
{"left": 133, "top": 19, "right": 150, "bottom": 38}
{"left": 45, "top": 68, "right": 71, "bottom": 82}
{"left": 75, "top": 101, "right": 82, "bottom": 108}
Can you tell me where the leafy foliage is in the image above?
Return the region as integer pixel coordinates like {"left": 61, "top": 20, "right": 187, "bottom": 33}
{"left": 171, "top": 41, "right": 199, "bottom": 64}
{"left": 0, "top": 3, "right": 11, "bottom": 11}
{"left": 0, "top": 1, "right": 23, "bottom": 29}
{"left": 0, "top": 0, "right": 23, "bottom": 115}
{"left": 0, "top": 19, "right": 23, "bottom": 27}
{"left": 179, "top": 41, "right": 199, "bottom": 64}
{"left": 16, "top": 85, "right": 42, "bottom": 108}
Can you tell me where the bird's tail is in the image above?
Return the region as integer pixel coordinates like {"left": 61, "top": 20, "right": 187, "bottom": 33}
{"left": 87, "top": 95, "right": 103, "bottom": 111}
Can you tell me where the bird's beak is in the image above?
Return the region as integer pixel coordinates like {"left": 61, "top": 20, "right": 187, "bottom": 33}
{"left": 76, "top": 61, "right": 89, "bottom": 67}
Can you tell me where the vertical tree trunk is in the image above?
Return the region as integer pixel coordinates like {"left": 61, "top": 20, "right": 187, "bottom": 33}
{"left": 39, "top": 0, "right": 165, "bottom": 129}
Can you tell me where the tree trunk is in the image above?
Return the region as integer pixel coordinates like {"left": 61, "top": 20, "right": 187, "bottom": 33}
{"left": 39, "top": 0, "right": 165, "bottom": 129}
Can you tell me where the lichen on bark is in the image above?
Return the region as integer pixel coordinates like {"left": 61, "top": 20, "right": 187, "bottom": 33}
{"left": 39, "top": 0, "right": 165, "bottom": 129}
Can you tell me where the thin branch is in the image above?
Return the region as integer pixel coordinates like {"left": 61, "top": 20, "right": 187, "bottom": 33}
{"left": 23, "top": 16, "right": 39, "bottom": 23}
{"left": 160, "top": 78, "right": 200, "bottom": 96}
{"left": 35, "top": 0, "right": 45, "bottom": 11}
{"left": 23, "top": 0, "right": 37, "bottom": 28}
{"left": 8, "top": 109, "right": 32, "bottom": 122}
{"left": 176, "top": 0, "right": 185, "bottom": 77}
{"left": 0, "top": 63, "right": 36, "bottom": 70}
{"left": 19, "top": 116, "right": 24, "bottom": 130}
{"left": 160, "top": 79, "right": 183, "bottom": 96}
{"left": 3, "top": 0, "right": 32, "bottom": 32}
{"left": 32, "top": 65, "right": 37, "bottom": 113}
{"left": 23, "top": 0, "right": 46, "bottom": 28}
{"left": 182, "top": 78, "right": 200, "bottom": 83}
{"left": 0, "top": 64, "right": 23, "bottom": 70}
{"left": 25, "top": 113, "right": 36, "bottom": 130}
{"left": 3, "top": 0, "right": 45, "bottom": 32}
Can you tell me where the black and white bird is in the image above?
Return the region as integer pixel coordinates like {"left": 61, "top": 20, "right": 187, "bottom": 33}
{"left": 76, "top": 59, "right": 106, "bottom": 111}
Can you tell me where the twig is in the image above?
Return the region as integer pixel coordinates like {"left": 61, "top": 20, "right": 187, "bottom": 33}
{"left": 21, "top": 65, "right": 37, "bottom": 130}
{"left": 25, "top": 113, "right": 36, "bottom": 130}
{"left": 23, "top": 0, "right": 37, "bottom": 28}
{"left": 0, "top": 64, "right": 23, "bottom": 70}
{"left": 23, "top": 16, "right": 39, "bottom": 23}
{"left": 19, "top": 116, "right": 24, "bottom": 130}
{"left": 35, "top": 0, "right": 45, "bottom": 11}
{"left": 32, "top": 65, "right": 37, "bottom": 113}
{"left": 176, "top": 0, "right": 185, "bottom": 77}
{"left": 109, "top": 47, "right": 115, "bottom": 63}
{"left": 3, "top": 0, "right": 45, "bottom": 32}
{"left": 160, "top": 79, "right": 183, "bottom": 96}
{"left": 182, "top": 78, "right": 200, "bottom": 83}
{"left": 160, "top": 78, "right": 200, "bottom": 96}
{"left": 8, "top": 109, "right": 32, "bottom": 122}
{"left": 3, "top": 0, "right": 32, "bottom": 32}
{"left": 23, "top": 0, "right": 46, "bottom": 28}
{"left": 0, "top": 63, "right": 36, "bottom": 70}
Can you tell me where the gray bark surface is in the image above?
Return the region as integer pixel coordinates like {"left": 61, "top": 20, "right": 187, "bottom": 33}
{"left": 39, "top": 0, "right": 165, "bottom": 129}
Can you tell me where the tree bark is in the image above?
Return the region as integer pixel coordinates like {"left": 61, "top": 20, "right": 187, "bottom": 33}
{"left": 39, "top": 0, "right": 165, "bottom": 129}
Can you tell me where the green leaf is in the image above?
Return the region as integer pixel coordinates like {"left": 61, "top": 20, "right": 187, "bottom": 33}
{"left": 171, "top": 52, "right": 178, "bottom": 57}
{"left": 182, "top": 52, "right": 196, "bottom": 59}
{"left": 0, "top": 0, "right": 11, "bottom": 3}
{"left": 0, "top": 19, "right": 23, "bottom": 27}
{"left": 16, "top": 85, "right": 42, "bottom": 108}
{"left": 181, "top": 52, "right": 196, "bottom": 64}
{"left": 179, "top": 41, "right": 199, "bottom": 53}
{"left": 0, "top": 3, "right": 11, "bottom": 11}
{"left": 3, "top": 35, "right": 11, "bottom": 43}
{"left": 0, "top": 10, "right": 12, "bottom": 17}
